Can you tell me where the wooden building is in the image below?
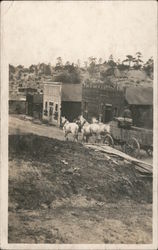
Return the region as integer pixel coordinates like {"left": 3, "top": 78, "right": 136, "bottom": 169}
{"left": 9, "top": 95, "right": 26, "bottom": 114}
{"left": 82, "top": 83, "right": 153, "bottom": 129}
{"left": 125, "top": 86, "right": 153, "bottom": 129}
{"left": 43, "top": 82, "right": 82, "bottom": 126}
{"left": 82, "top": 84, "right": 125, "bottom": 122}
{"left": 26, "top": 94, "right": 43, "bottom": 119}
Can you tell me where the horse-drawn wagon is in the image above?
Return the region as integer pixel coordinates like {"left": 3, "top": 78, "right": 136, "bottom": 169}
{"left": 104, "top": 118, "right": 153, "bottom": 158}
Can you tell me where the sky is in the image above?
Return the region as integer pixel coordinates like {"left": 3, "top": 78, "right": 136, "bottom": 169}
{"left": 1, "top": 1, "right": 157, "bottom": 67}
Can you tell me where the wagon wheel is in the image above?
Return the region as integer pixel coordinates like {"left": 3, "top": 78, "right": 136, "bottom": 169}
{"left": 103, "top": 134, "right": 114, "bottom": 147}
{"left": 125, "top": 137, "right": 140, "bottom": 158}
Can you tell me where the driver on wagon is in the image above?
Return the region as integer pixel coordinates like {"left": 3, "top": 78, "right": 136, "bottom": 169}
{"left": 123, "top": 106, "right": 132, "bottom": 119}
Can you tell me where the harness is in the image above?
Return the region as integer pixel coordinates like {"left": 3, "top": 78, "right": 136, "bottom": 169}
{"left": 62, "top": 119, "right": 68, "bottom": 127}
{"left": 81, "top": 119, "right": 87, "bottom": 128}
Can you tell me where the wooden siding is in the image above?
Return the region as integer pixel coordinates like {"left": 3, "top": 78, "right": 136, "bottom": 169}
{"left": 82, "top": 86, "right": 125, "bottom": 122}
{"left": 9, "top": 100, "right": 26, "bottom": 114}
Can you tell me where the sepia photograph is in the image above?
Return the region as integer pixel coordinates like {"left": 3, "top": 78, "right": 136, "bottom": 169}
{"left": 0, "top": 0, "right": 157, "bottom": 249}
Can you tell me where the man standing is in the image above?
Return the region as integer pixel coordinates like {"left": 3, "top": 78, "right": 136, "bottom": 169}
{"left": 121, "top": 106, "right": 133, "bottom": 128}
{"left": 123, "top": 106, "right": 132, "bottom": 119}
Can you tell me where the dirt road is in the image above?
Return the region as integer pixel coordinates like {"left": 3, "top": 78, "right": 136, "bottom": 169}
{"left": 9, "top": 115, "right": 65, "bottom": 140}
{"left": 9, "top": 115, "right": 153, "bottom": 164}
{"left": 8, "top": 115, "right": 153, "bottom": 244}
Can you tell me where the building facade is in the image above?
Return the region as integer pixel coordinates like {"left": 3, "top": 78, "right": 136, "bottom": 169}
{"left": 43, "top": 82, "right": 82, "bottom": 126}
{"left": 26, "top": 93, "right": 43, "bottom": 119}
{"left": 43, "top": 82, "right": 62, "bottom": 126}
{"left": 82, "top": 83, "right": 153, "bottom": 129}
{"left": 9, "top": 95, "right": 26, "bottom": 114}
{"left": 82, "top": 84, "right": 125, "bottom": 122}
{"left": 125, "top": 86, "right": 153, "bottom": 129}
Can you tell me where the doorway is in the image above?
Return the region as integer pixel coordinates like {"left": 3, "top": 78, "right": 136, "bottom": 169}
{"left": 103, "top": 104, "right": 112, "bottom": 123}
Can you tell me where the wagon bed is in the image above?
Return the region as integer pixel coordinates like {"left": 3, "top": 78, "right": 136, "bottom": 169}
{"left": 104, "top": 119, "right": 153, "bottom": 158}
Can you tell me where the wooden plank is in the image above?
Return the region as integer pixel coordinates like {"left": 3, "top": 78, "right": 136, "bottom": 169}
{"left": 84, "top": 143, "right": 152, "bottom": 173}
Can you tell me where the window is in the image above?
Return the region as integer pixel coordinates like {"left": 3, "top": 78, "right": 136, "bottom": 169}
{"left": 49, "top": 102, "right": 54, "bottom": 106}
{"left": 104, "top": 104, "right": 112, "bottom": 122}
{"left": 55, "top": 104, "right": 58, "bottom": 111}
{"left": 54, "top": 103, "right": 59, "bottom": 120}
{"left": 49, "top": 107, "right": 53, "bottom": 116}
{"left": 45, "top": 101, "right": 48, "bottom": 110}
{"left": 44, "top": 101, "right": 48, "bottom": 116}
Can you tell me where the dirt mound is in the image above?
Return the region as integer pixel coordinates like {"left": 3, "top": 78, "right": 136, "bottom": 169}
{"left": 126, "top": 69, "right": 150, "bottom": 81}
{"left": 9, "top": 134, "right": 152, "bottom": 211}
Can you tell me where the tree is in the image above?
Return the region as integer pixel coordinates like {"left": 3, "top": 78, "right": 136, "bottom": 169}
{"left": 65, "top": 61, "right": 70, "bottom": 66}
{"left": 117, "top": 63, "right": 129, "bottom": 71}
{"left": 101, "top": 68, "right": 114, "bottom": 78}
{"left": 77, "top": 59, "right": 80, "bottom": 67}
{"left": 9, "top": 65, "right": 15, "bottom": 80}
{"left": 123, "top": 55, "right": 135, "bottom": 67}
{"left": 117, "top": 59, "right": 121, "bottom": 65}
{"left": 39, "top": 63, "right": 46, "bottom": 74}
{"left": 98, "top": 58, "right": 103, "bottom": 64}
{"left": 109, "top": 54, "right": 113, "bottom": 61}
{"left": 34, "top": 65, "right": 38, "bottom": 75}
{"left": 17, "top": 65, "right": 24, "bottom": 69}
{"left": 45, "top": 64, "right": 52, "bottom": 75}
{"left": 54, "top": 72, "right": 70, "bottom": 83}
{"left": 56, "top": 57, "right": 63, "bottom": 68}
{"left": 143, "top": 57, "right": 153, "bottom": 77}
{"left": 133, "top": 52, "right": 143, "bottom": 69}
{"left": 54, "top": 70, "right": 81, "bottom": 84}
{"left": 88, "top": 57, "right": 97, "bottom": 65}
{"left": 107, "top": 54, "right": 116, "bottom": 68}
{"left": 9, "top": 64, "right": 15, "bottom": 74}
{"left": 108, "top": 60, "right": 116, "bottom": 68}
{"left": 84, "top": 61, "right": 88, "bottom": 69}
{"left": 136, "top": 52, "right": 142, "bottom": 60}
{"left": 29, "top": 64, "right": 36, "bottom": 73}
{"left": 65, "top": 61, "right": 70, "bottom": 69}
{"left": 88, "top": 57, "right": 97, "bottom": 75}
{"left": 69, "top": 63, "right": 76, "bottom": 73}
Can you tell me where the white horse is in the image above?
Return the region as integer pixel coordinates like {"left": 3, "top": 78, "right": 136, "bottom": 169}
{"left": 78, "top": 115, "right": 101, "bottom": 142}
{"left": 61, "top": 117, "right": 79, "bottom": 141}
{"left": 91, "top": 117, "right": 110, "bottom": 134}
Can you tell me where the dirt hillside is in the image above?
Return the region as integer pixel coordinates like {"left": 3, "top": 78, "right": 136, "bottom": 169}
{"left": 9, "top": 134, "right": 152, "bottom": 243}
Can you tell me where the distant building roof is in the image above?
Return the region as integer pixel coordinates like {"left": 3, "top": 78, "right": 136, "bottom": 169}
{"left": 61, "top": 84, "right": 82, "bottom": 102}
{"left": 18, "top": 87, "right": 37, "bottom": 93}
{"left": 125, "top": 87, "right": 153, "bottom": 105}
{"left": 44, "top": 81, "right": 61, "bottom": 85}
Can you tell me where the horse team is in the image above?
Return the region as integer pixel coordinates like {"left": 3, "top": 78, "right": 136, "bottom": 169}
{"left": 61, "top": 115, "right": 110, "bottom": 142}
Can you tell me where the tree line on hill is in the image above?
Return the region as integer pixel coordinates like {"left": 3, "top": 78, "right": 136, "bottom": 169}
{"left": 9, "top": 52, "right": 153, "bottom": 85}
